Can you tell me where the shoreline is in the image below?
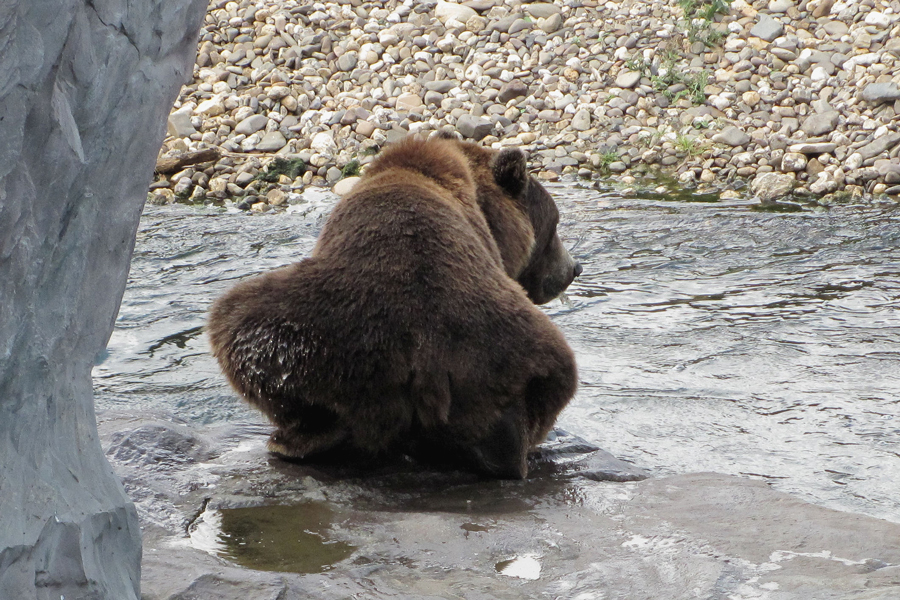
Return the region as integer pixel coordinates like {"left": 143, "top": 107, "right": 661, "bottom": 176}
{"left": 151, "top": 0, "right": 900, "bottom": 209}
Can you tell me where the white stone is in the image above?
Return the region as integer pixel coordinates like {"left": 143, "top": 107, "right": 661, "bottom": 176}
{"left": 310, "top": 131, "right": 337, "bottom": 156}
{"left": 167, "top": 105, "right": 196, "bottom": 137}
{"left": 396, "top": 93, "right": 423, "bottom": 112}
{"left": 769, "top": 0, "right": 792, "bottom": 12}
{"left": 781, "top": 152, "right": 808, "bottom": 172}
{"left": 845, "top": 152, "right": 863, "bottom": 171}
{"left": 810, "top": 172, "right": 838, "bottom": 194}
{"left": 333, "top": 176, "right": 361, "bottom": 196}
{"left": 572, "top": 109, "right": 591, "bottom": 131}
{"left": 435, "top": 1, "right": 477, "bottom": 24}
{"left": 195, "top": 97, "right": 225, "bottom": 117}
{"left": 811, "top": 66, "right": 829, "bottom": 81}
{"left": 864, "top": 12, "right": 891, "bottom": 28}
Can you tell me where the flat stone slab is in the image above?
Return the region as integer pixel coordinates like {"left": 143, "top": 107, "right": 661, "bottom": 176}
{"left": 97, "top": 414, "right": 900, "bottom": 600}
{"left": 788, "top": 142, "right": 837, "bottom": 154}
{"left": 861, "top": 82, "right": 900, "bottom": 104}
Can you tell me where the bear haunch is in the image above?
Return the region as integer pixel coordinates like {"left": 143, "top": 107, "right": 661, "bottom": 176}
{"left": 208, "top": 135, "right": 581, "bottom": 479}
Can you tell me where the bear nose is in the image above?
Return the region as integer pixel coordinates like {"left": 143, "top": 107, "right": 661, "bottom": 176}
{"left": 573, "top": 262, "right": 583, "bottom": 278}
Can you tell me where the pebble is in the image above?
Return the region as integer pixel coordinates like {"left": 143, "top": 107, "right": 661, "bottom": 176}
{"left": 861, "top": 83, "right": 900, "bottom": 104}
{"left": 751, "top": 14, "right": 785, "bottom": 42}
{"left": 154, "top": 0, "right": 900, "bottom": 206}
{"left": 713, "top": 126, "right": 751, "bottom": 147}
{"left": 333, "top": 176, "right": 360, "bottom": 197}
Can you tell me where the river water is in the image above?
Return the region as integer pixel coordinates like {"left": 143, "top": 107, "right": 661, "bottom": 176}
{"left": 93, "top": 184, "right": 900, "bottom": 524}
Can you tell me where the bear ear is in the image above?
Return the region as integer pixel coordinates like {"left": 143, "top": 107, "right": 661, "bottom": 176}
{"left": 433, "top": 130, "right": 461, "bottom": 141}
{"left": 492, "top": 148, "right": 528, "bottom": 196}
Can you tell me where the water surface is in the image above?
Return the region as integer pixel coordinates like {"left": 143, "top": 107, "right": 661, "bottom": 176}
{"left": 94, "top": 186, "right": 900, "bottom": 523}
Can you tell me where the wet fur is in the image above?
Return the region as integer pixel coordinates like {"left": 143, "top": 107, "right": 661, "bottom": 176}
{"left": 208, "top": 136, "right": 578, "bottom": 478}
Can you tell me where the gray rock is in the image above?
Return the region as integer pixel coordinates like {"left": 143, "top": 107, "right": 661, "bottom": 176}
{"left": 424, "top": 90, "right": 444, "bottom": 106}
{"left": 336, "top": 51, "right": 358, "bottom": 72}
{"left": 712, "top": 126, "right": 751, "bottom": 147}
{"left": 0, "top": 0, "right": 207, "bottom": 598}
{"left": 615, "top": 70, "right": 641, "bottom": 89}
{"left": 861, "top": 82, "right": 900, "bottom": 104}
{"left": 523, "top": 2, "right": 561, "bottom": 18}
{"left": 788, "top": 142, "right": 837, "bottom": 154}
{"left": 340, "top": 106, "right": 370, "bottom": 126}
{"left": 874, "top": 159, "right": 900, "bottom": 180}
{"left": 572, "top": 109, "right": 591, "bottom": 132}
{"left": 424, "top": 80, "right": 456, "bottom": 94}
{"left": 489, "top": 15, "right": 519, "bottom": 33}
{"left": 235, "top": 114, "right": 269, "bottom": 136}
{"left": 751, "top": 14, "right": 785, "bottom": 42}
{"left": 456, "top": 114, "right": 494, "bottom": 141}
{"left": 770, "top": 47, "right": 797, "bottom": 61}
{"left": 385, "top": 126, "right": 409, "bottom": 144}
{"left": 497, "top": 80, "right": 528, "bottom": 103}
{"left": 507, "top": 18, "right": 532, "bottom": 35}
{"left": 858, "top": 132, "right": 900, "bottom": 161}
{"left": 800, "top": 110, "right": 840, "bottom": 136}
{"left": 123, "top": 417, "right": 900, "bottom": 600}
{"left": 539, "top": 13, "right": 563, "bottom": 34}
{"left": 325, "top": 166, "right": 342, "bottom": 183}
{"left": 463, "top": 0, "right": 496, "bottom": 12}
{"left": 823, "top": 20, "right": 849, "bottom": 36}
{"left": 256, "top": 131, "right": 287, "bottom": 152}
{"left": 751, "top": 172, "right": 796, "bottom": 201}
{"left": 810, "top": 99, "right": 834, "bottom": 114}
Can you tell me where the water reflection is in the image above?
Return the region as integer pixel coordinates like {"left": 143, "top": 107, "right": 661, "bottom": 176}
{"left": 189, "top": 502, "right": 356, "bottom": 573}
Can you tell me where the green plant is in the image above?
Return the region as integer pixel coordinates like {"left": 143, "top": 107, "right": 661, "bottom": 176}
{"left": 255, "top": 157, "right": 306, "bottom": 183}
{"left": 625, "top": 56, "right": 648, "bottom": 74}
{"left": 686, "top": 69, "right": 709, "bottom": 105}
{"left": 649, "top": 53, "right": 710, "bottom": 106}
{"left": 677, "top": 0, "right": 731, "bottom": 47}
{"left": 340, "top": 159, "right": 361, "bottom": 179}
{"left": 674, "top": 133, "right": 704, "bottom": 157}
{"left": 638, "top": 130, "right": 663, "bottom": 147}
{"left": 597, "top": 150, "right": 620, "bottom": 174}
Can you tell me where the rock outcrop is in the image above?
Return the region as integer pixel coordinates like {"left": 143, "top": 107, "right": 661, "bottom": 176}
{"left": 0, "top": 0, "right": 206, "bottom": 597}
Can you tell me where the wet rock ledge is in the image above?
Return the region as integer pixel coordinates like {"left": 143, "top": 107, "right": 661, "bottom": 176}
{"left": 152, "top": 0, "right": 900, "bottom": 210}
{"left": 98, "top": 414, "right": 900, "bottom": 599}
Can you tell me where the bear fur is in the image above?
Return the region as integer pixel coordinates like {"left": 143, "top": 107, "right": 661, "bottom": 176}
{"left": 208, "top": 135, "right": 580, "bottom": 478}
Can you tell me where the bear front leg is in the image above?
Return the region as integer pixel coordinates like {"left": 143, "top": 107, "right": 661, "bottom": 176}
{"left": 267, "top": 421, "right": 349, "bottom": 460}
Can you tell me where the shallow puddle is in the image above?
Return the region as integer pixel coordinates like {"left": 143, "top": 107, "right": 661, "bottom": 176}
{"left": 495, "top": 553, "right": 542, "bottom": 580}
{"left": 189, "top": 502, "right": 356, "bottom": 573}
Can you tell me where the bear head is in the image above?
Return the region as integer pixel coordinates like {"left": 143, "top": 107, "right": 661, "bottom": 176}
{"left": 450, "top": 136, "right": 581, "bottom": 304}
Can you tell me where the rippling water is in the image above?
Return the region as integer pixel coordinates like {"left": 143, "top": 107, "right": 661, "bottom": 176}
{"left": 94, "top": 185, "right": 900, "bottom": 523}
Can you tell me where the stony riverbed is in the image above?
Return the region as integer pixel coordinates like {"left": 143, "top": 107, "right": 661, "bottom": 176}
{"left": 152, "top": 0, "right": 900, "bottom": 211}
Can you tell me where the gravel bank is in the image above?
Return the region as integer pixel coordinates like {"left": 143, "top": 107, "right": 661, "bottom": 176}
{"left": 151, "top": 0, "right": 900, "bottom": 209}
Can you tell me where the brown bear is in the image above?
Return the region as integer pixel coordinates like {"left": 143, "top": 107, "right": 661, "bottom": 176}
{"left": 207, "top": 135, "right": 581, "bottom": 479}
